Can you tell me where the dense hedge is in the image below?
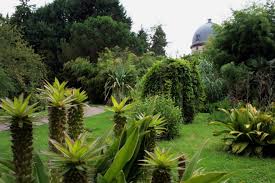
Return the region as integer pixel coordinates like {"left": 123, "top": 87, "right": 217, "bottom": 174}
{"left": 142, "top": 58, "right": 201, "bottom": 123}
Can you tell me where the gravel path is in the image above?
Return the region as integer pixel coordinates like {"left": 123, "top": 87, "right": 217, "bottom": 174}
{"left": 0, "top": 106, "right": 105, "bottom": 131}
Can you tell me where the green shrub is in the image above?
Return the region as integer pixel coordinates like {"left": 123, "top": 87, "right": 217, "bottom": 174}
{"left": 142, "top": 58, "right": 197, "bottom": 123}
{"left": 210, "top": 104, "right": 275, "bottom": 156}
{"left": 131, "top": 96, "right": 182, "bottom": 139}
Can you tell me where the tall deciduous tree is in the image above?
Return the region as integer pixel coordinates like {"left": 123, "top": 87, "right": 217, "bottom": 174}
{"left": 150, "top": 25, "right": 167, "bottom": 56}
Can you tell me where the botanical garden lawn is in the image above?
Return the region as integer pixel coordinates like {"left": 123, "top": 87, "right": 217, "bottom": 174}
{"left": 0, "top": 112, "right": 275, "bottom": 183}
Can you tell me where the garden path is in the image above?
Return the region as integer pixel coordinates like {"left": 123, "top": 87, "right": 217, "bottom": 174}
{"left": 0, "top": 105, "right": 105, "bottom": 131}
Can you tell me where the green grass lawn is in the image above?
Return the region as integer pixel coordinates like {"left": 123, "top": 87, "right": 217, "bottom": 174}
{"left": 0, "top": 112, "right": 275, "bottom": 183}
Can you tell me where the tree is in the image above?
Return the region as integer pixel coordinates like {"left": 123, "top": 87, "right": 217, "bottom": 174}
{"left": 150, "top": 25, "right": 167, "bottom": 56}
{"left": 1, "top": 95, "right": 37, "bottom": 183}
{"left": 61, "top": 16, "right": 133, "bottom": 62}
{"left": 206, "top": 5, "right": 275, "bottom": 68}
{"left": 131, "top": 28, "right": 150, "bottom": 55}
{"left": 10, "top": 0, "right": 132, "bottom": 77}
{"left": 0, "top": 23, "right": 45, "bottom": 98}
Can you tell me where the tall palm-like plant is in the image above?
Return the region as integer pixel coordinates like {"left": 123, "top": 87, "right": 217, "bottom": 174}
{"left": 67, "top": 89, "right": 88, "bottom": 140}
{"left": 45, "top": 133, "right": 104, "bottom": 183}
{"left": 141, "top": 147, "right": 181, "bottom": 183}
{"left": 40, "top": 78, "right": 73, "bottom": 152}
{"left": 106, "top": 96, "right": 132, "bottom": 137}
{"left": 39, "top": 78, "right": 73, "bottom": 183}
{"left": 1, "top": 95, "right": 37, "bottom": 183}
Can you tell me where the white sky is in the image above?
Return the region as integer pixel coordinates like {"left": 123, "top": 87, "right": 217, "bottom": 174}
{"left": 0, "top": 0, "right": 254, "bottom": 57}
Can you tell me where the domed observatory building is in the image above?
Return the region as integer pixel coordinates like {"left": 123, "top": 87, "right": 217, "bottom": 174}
{"left": 191, "top": 19, "right": 215, "bottom": 53}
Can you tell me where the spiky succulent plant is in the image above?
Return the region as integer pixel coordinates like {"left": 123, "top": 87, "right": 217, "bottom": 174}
{"left": 40, "top": 78, "right": 73, "bottom": 152}
{"left": 141, "top": 147, "right": 182, "bottom": 183}
{"left": 106, "top": 96, "right": 132, "bottom": 137}
{"left": 1, "top": 94, "right": 37, "bottom": 183}
{"left": 39, "top": 78, "right": 73, "bottom": 182}
{"left": 45, "top": 133, "right": 104, "bottom": 183}
{"left": 67, "top": 89, "right": 88, "bottom": 140}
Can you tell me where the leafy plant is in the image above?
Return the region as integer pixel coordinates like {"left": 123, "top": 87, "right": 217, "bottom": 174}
{"left": 210, "top": 104, "right": 275, "bottom": 156}
{"left": 67, "top": 88, "right": 88, "bottom": 140}
{"left": 1, "top": 94, "right": 37, "bottom": 183}
{"left": 104, "top": 63, "right": 135, "bottom": 102}
{"left": 141, "top": 147, "right": 181, "bottom": 183}
{"left": 45, "top": 133, "right": 104, "bottom": 183}
{"left": 142, "top": 58, "right": 197, "bottom": 123}
{"left": 39, "top": 78, "right": 73, "bottom": 151}
{"left": 0, "top": 157, "right": 15, "bottom": 183}
{"left": 131, "top": 95, "right": 182, "bottom": 139}
{"left": 106, "top": 96, "right": 132, "bottom": 137}
{"left": 39, "top": 78, "right": 73, "bottom": 182}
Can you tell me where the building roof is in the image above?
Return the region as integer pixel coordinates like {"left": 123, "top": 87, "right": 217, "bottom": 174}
{"left": 191, "top": 19, "right": 214, "bottom": 48}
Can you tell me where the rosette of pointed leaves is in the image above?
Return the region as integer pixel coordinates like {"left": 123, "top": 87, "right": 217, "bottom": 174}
{"left": 45, "top": 133, "right": 104, "bottom": 183}
{"left": 67, "top": 89, "right": 88, "bottom": 140}
{"left": 39, "top": 78, "right": 73, "bottom": 151}
{"left": 141, "top": 147, "right": 182, "bottom": 183}
{"left": 1, "top": 94, "right": 37, "bottom": 183}
{"left": 106, "top": 96, "right": 132, "bottom": 137}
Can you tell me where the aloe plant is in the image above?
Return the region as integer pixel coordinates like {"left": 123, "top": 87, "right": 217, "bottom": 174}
{"left": 106, "top": 96, "right": 132, "bottom": 137}
{"left": 1, "top": 95, "right": 37, "bottom": 183}
{"left": 67, "top": 89, "right": 88, "bottom": 140}
{"left": 45, "top": 132, "right": 104, "bottom": 183}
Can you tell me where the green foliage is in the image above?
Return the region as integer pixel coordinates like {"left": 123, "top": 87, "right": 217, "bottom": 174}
{"left": 0, "top": 23, "right": 45, "bottom": 98}
{"left": 197, "top": 57, "right": 226, "bottom": 103}
{"left": 150, "top": 25, "right": 167, "bottom": 56}
{"left": 10, "top": 0, "right": 132, "bottom": 76}
{"left": 131, "top": 96, "right": 182, "bottom": 139}
{"left": 46, "top": 132, "right": 104, "bottom": 183}
{"left": 0, "top": 157, "right": 15, "bottom": 183}
{"left": 1, "top": 94, "right": 37, "bottom": 119}
{"left": 180, "top": 142, "right": 229, "bottom": 183}
{"left": 142, "top": 58, "right": 197, "bottom": 123}
{"left": 67, "top": 89, "right": 88, "bottom": 140}
{"left": 210, "top": 104, "right": 275, "bottom": 156}
{"left": 141, "top": 147, "right": 180, "bottom": 183}
{"left": 96, "top": 114, "right": 166, "bottom": 182}
{"left": 61, "top": 16, "right": 134, "bottom": 62}
{"left": 107, "top": 97, "right": 132, "bottom": 137}
{"left": 1, "top": 94, "right": 37, "bottom": 183}
{"left": 205, "top": 4, "right": 275, "bottom": 68}
{"left": 40, "top": 78, "right": 73, "bottom": 108}
{"left": 33, "top": 153, "right": 49, "bottom": 183}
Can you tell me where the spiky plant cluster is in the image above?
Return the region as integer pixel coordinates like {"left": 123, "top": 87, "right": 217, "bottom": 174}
{"left": 45, "top": 133, "right": 103, "bottom": 183}
{"left": 141, "top": 147, "right": 182, "bottom": 183}
{"left": 106, "top": 96, "right": 132, "bottom": 137}
{"left": 40, "top": 78, "right": 73, "bottom": 152}
{"left": 126, "top": 114, "right": 166, "bottom": 181}
{"left": 1, "top": 95, "right": 37, "bottom": 183}
{"left": 67, "top": 89, "right": 88, "bottom": 140}
{"left": 40, "top": 78, "right": 73, "bottom": 183}
{"left": 142, "top": 114, "right": 166, "bottom": 152}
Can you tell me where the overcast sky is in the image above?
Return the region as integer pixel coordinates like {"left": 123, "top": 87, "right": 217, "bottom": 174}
{"left": 0, "top": 0, "right": 254, "bottom": 56}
